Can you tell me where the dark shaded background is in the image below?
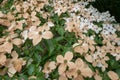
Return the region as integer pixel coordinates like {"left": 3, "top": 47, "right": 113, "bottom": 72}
{"left": 92, "top": 0, "right": 120, "bottom": 23}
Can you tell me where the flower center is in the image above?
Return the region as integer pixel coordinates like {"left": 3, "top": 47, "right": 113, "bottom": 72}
{"left": 64, "top": 60, "right": 67, "bottom": 64}
{"left": 8, "top": 39, "right": 12, "bottom": 43}
{"left": 47, "top": 67, "right": 50, "bottom": 70}
{"left": 39, "top": 32, "right": 42, "bottom": 35}
{"left": 77, "top": 70, "right": 81, "bottom": 75}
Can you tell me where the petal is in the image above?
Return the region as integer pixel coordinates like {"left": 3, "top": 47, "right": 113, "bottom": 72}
{"left": 85, "top": 54, "right": 93, "bottom": 63}
{"left": 0, "top": 54, "right": 6, "bottom": 65}
{"left": 11, "top": 51, "right": 18, "bottom": 59}
{"left": 59, "top": 75, "right": 68, "bottom": 80}
{"left": 81, "top": 68, "right": 93, "bottom": 78}
{"left": 74, "top": 46, "right": 84, "bottom": 55}
{"left": 74, "top": 75, "right": 84, "bottom": 80}
{"left": 82, "top": 43, "right": 89, "bottom": 53}
{"left": 29, "top": 26, "right": 37, "bottom": 32}
{"left": 58, "top": 64, "right": 67, "bottom": 75}
{"left": 64, "top": 51, "right": 73, "bottom": 61}
{"left": 66, "top": 69, "right": 77, "bottom": 79}
{"left": 67, "top": 62, "right": 75, "bottom": 69}
{"left": 49, "top": 61, "right": 56, "bottom": 70}
{"left": 12, "top": 38, "right": 22, "bottom": 45}
{"left": 42, "top": 62, "right": 50, "bottom": 74}
{"left": 13, "top": 59, "right": 23, "bottom": 72}
{"left": 42, "top": 31, "right": 53, "bottom": 39}
{"left": 75, "top": 58, "right": 84, "bottom": 69}
{"left": 32, "top": 35, "right": 42, "bottom": 46}
{"left": 107, "top": 71, "right": 119, "bottom": 80}
{"left": 56, "top": 55, "right": 64, "bottom": 63}
{"left": 8, "top": 66, "right": 16, "bottom": 77}
{"left": 4, "top": 42, "right": 13, "bottom": 53}
{"left": 89, "top": 45, "right": 95, "bottom": 52}
{"left": 94, "top": 74, "right": 102, "bottom": 80}
{"left": 72, "top": 43, "right": 80, "bottom": 48}
{"left": 28, "top": 31, "right": 37, "bottom": 39}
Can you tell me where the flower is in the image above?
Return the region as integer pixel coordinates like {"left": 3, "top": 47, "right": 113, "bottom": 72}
{"left": 28, "top": 25, "right": 53, "bottom": 46}
{"left": 42, "top": 61, "right": 56, "bottom": 74}
{"left": 6, "top": 51, "right": 26, "bottom": 77}
{"left": 0, "top": 35, "right": 22, "bottom": 53}
{"left": 73, "top": 42, "right": 89, "bottom": 55}
{"left": 56, "top": 51, "right": 73, "bottom": 75}
{"left": 75, "top": 58, "right": 93, "bottom": 78}
{"left": 66, "top": 58, "right": 93, "bottom": 79}
{"left": 107, "top": 71, "right": 119, "bottom": 80}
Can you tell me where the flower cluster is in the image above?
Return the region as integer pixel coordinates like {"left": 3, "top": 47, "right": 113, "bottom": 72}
{"left": 0, "top": 0, "right": 120, "bottom": 79}
{"left": 43, "top": 51, "right": 94, "bottom": 80}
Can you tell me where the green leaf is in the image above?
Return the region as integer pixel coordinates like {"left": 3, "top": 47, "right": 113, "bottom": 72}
{"left": 57, "top": 27, "right": 65, "bottom": 36}
{"left": 43, "top": 5, "right": 53, "bottom": 12}
{"left": 109, "top": 59, "right": 120, "bottom": 69}
{"left": 107, "top": 54, "right": 120, "bottom": 70}
{"left": 36, "top": 12, "right": 47, "bottom": 26}
{"left": 0, "top": 25, "right": 7, "bottom": 38}
{"left": 28, "top": 64, "right": 35, "bottom": 75}
{"left": 14, "top": 29, "right": 22, "bottom": 34}
{"left": 0, "top": 0, "right": 3, "bottom": 4}
{"left": 102, "top": 72, "right": 110, "bottom": 80}
{"left": 85, "top": 29, "right": 95, "bottom": 36}
{"left": 45, "top": 39, "right": 55, "bottom": 56}
{"left": 59, "top": 19, "right": 66, "bottom": 26}
{"left": 18, "top": 74, "right": 28, "bottom": 80}
{"left": 115, "top": 69, "right": 120, "bottom": 77}
{"left": 51, "top": 13, "right": 59, "bottom": 24}
{"left": 94, "top": 35, "right": 103, "bottom": 46}
{"left": 55, "top": 36, "right": 64, "bottom": 42}
{"left": 93, "top": 21, "right": 103, "bottom": 28}
{"left": 116, "top": 30, "right": 120, "bottom": 37}
{"left": 34, "top": 53, "right": 41, "bottom": 63}
{"left": 0, "top": 0, "right": 14, "bottom": 14}
{"left": 60, "top": 11, "right": 70, "bottom": 18}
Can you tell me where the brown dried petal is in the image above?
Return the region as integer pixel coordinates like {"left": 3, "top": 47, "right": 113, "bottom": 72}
{"left": 13, "top": 59, "right": 23, "bottom": 72}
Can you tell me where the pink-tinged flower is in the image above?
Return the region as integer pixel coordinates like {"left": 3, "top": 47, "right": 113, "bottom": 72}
{"left": 28, "top": 25, "right": 53, "bottom": 46}
{"left": 42, "top": 61, "right": 56, "bottom": 74}
{"left": 56, "top": 51, "right": 73, "bottom": 75}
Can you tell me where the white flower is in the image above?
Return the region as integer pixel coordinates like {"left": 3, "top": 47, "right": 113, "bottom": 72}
{"left": 21, "top": 30, "right": 28, "bottom": 43}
